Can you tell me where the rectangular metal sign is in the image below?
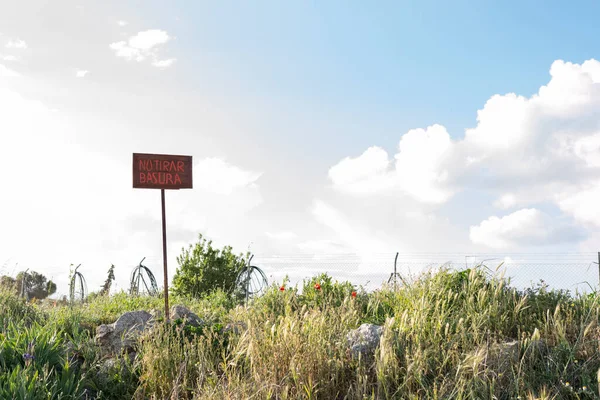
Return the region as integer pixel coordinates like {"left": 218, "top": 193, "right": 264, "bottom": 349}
{"left": 133, "top": 153, "right": 193, "bottom": 189}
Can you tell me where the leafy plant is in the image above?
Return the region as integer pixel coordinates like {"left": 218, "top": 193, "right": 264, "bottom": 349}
{"left": 172, "top": 234, "right": 248, "bottom": 298}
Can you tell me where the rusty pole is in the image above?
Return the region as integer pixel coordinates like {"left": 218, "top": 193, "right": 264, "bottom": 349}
{"left": 161, "top": 189, "right": 169, "bottom": 322}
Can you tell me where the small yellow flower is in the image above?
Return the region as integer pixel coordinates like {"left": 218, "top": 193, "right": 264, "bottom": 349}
{"left": 583, "top": 386, "right": 588, "bottom": 391}
{"left": 565, "top": 381, "right": 570, "bottom": 387}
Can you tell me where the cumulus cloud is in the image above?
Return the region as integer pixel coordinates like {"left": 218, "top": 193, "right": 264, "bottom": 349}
{"left": 556, "top": 184, "right": 600, "bottom": 227}
{"left": 328, "top": 125, "right": 453, "bottom": 203}
{"left": 2, "top": 55, "right": 18, "bottom": 62}
{"left": 109, "top": 29, "right": 175, "bottom": 67}
{"left": 117, "top": 20, "right": 128, "bottom": 27}
{"left": 5, "top": 39, "right": 27, "bottom": 49}
{"left": 326, "top": 58, "right": 600, "bottom": 249}
{"left": 328, "top": 146, "right": 392, "bottom": 194}
{"left": 394, "top": 124, "right": 454, "bottom": 203}
{"left": 469, "top": 209, "right": 582, "bottom": 249}
{"left": 75, "top": 69, "right": 89, "bottom": 78}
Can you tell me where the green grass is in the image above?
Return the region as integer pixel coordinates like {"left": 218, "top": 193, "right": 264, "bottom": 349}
{"left": 1, "top": 267, "right": 600, "bottom": 399}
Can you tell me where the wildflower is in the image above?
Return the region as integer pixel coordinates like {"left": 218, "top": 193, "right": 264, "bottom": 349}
{"left": 23, "top": 352, "right": 35, "bottom": 367}
{"left": 314, "top": 283, "right": 321, "bottom": 291}
{"left": 583, "top": 386, "right": 588, "bottom": 391}
{"left": 351, "top": 291, "right": 357, "bottom": 298}
{"left": 279, "top": 285, "right": 285, "bottom": 291}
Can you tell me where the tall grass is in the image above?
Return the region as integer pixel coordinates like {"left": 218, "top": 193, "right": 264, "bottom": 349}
{"left": 2, "top": 267, "right": 600, "bottom": 399}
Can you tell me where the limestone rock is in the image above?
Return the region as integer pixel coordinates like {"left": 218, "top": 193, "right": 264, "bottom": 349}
{"left": 170, "top": 304, "right": 204, "bottom": 327}
{"left": 347, "top": 323, "right": 383, "bottom": 360}
{"left": 95, "top": 310, "right": 153, "bottom": 354}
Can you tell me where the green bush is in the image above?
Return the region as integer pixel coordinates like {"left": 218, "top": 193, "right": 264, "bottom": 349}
{"left": 172, "top": 234, "right": 248, "bottom": 298}
{"left": 300, "top": 272, "right": 357, "bottom": 309}
{"left": 0, "top": 288, "right": 45, "bottom": 327}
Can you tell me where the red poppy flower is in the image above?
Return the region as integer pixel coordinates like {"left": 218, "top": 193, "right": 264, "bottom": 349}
{"left": 314, "top": 283, "right": 321, "bottom": 290}
{"left": 351, "top": 291, "right": 357, "bottom": 298}
{"left": 279, "top": 285, "right": 285, "bottom": 291}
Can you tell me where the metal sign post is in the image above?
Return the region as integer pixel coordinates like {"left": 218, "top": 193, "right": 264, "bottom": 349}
{"left": 161, "top": 188, "right": 168, "bottom": 320}
{"left": 133, "top": 153, "right": 193, "bottom": 322}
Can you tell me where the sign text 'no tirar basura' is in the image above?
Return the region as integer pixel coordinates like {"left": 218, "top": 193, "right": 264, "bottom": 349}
{"left": 133, "top": 153, "right": 193, "bottom": 189}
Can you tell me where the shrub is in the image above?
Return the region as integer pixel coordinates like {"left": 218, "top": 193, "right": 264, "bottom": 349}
{"left": 300, "top": 273, "right": 357, "bottom": 309}
{"left": 172, "top": 234, "right": 248, "bottom": 298}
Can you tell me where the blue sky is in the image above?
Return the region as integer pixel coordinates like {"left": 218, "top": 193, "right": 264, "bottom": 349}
{"left": 129, "top": 0, "right": 600, "bottom": 177}
{"left": 1, "top": 1, "right": 600, "bottom": 295}
{"left": 169, "top": 1, "right": 600, "bottom": 132}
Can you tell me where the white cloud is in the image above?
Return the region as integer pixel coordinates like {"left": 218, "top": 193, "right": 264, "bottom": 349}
{"left": 328, "top": 146, "right": 392, "bottom": 194}
{"left": 328, "top": 125, "right": 454, "bottom": 203}
{"left": 109, "top": 41, "right": 144, "bottom": 61}
{"left": 152, "top": 58, "right": 176, "bottom": 68}
{"left": 5, "top": 39, "right": 27, "bottom": 49}
{"left": 469, "top": 209, "right": 581, "bottom": 249}
{"left": 2, "top": 55, "right": 18, "bottom": 62}
{"left": 556, "top": 183, "right": 600, "bottom": 227}
{"left": 493, "top": 193, "right": 517, "bottom": 209}
{"left": 75, "top": 69, "right": 89, "bottom": 78}
{"left": 117, "top": 20, "right": 128, "bottom": 27}
{"left": 109, "top": 29, "right": 175, "bottom": 67}
{"left": 193, "top": 158, "right": 261, "bottom": 195}
{"left": 326, "top": 58, "right": 600, "bottom": 251}
{"left": 572, "top": 133, "right": 600, "bottom": 167}
{"left": 128, "top": 30, "right": 170, "bottom": 50}
{"left": 463, "top": 93, "right": 531, "bottom": 152}
{"left": 394, "top": 124, "right": 453, "bottom": 203}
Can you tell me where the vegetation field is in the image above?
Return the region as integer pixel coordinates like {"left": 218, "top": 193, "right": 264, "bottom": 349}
{"left": 2, "top": 265, "right": 600, "bottom": 399}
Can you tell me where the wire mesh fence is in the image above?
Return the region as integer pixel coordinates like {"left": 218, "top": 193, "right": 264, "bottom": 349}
{"left": 94, "top": 252, "right": 600, "bottom": 294}
{"left": 3, "top": 252, "right": 599, "bottom": 298}
{"left": 251, "top": 252, "right": 600, "bottom": 293}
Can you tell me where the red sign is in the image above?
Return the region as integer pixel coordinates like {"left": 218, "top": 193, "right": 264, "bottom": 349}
{"left": 133, "top": 153, "right": 193, "bottom": 189}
